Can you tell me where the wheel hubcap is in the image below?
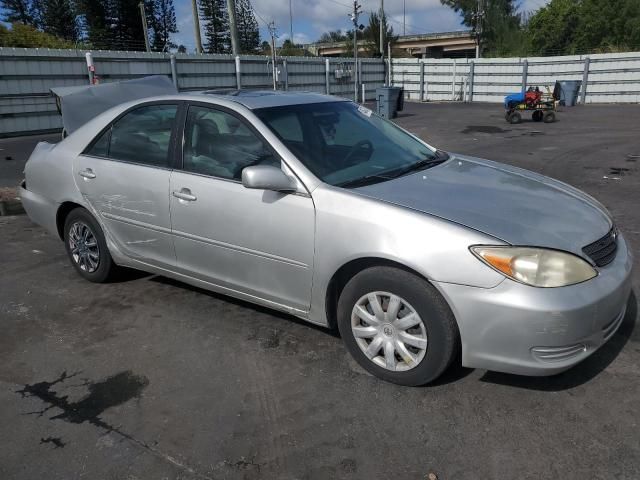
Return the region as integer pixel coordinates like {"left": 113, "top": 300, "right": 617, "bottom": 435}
{"left": 351, "top": 292, "right": 427, "bottom": 372}
{"left": 68, "top": 221, "right": 100, "bottom": 273}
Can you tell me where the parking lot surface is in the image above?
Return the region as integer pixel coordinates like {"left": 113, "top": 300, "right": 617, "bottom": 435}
{"left": 1, "top": 102, "right": 639, "bottom": 480}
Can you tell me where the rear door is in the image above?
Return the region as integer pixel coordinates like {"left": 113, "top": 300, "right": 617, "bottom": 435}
{"left": 169, "top": 103, "right": 315, "bottom": 313}
{"left": 74, "top": 102, "right": 179, "bottom": 269}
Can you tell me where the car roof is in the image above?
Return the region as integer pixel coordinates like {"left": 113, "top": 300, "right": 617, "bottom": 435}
{"left": 192, "top": 90, "right": 350, "bottom": 109}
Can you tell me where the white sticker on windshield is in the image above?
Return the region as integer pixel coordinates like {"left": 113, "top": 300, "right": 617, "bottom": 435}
{"left": 357, "top": 105, "right": 372, "bottom": 117}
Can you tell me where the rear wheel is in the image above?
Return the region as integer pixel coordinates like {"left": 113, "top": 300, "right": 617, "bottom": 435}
{"left": 507, "top": 111, "right": 522, "bottom": 124}
{"left": 543, "top": 111, "right": 556, "bottom": 123}
{"left": 64, "top": 208, "right": 118, "bottom": 283}
{"left": 337, "top": 266, "right": 458, "bottom": 386}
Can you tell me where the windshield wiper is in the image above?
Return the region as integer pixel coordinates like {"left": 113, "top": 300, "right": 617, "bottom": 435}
{"left": 336, "top": 174, "right": 394, "bottom": 188}
{"left": 387, "top": 150, "right": 449, "bottom": 178}
{"left": 336, "top": 151, "right": 450, "bottom": 189}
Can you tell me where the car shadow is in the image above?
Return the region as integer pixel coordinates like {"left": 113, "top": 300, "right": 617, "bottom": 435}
{"left": 148, "top": 275, "right": 340, "bottom": 338}
{"left": 479, "top": 290, "right": 637, "bottom": 391}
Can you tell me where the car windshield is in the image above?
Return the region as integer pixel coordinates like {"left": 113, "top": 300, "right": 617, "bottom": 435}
{"left": 254, "top": 101, "right": 445, "bottom": 187}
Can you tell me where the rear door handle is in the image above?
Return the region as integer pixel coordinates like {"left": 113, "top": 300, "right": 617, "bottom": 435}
{"left": 172, "top": 188, "right": 197, "bottom": 202}
{"left": 78, "top": 168, "right": 96, "bottom": 179}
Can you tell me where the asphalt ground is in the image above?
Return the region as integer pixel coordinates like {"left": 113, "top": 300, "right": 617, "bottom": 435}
{"left": 1, "top": 102, "right": 639, "bottom": 480}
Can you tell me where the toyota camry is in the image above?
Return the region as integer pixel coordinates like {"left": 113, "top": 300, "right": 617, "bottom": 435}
{"left": 20, "top": 90, "right": 632, "bottom": 386}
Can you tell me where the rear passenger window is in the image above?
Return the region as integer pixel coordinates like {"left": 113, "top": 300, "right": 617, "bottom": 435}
{"left": 87, "top": 128, "right": 110, "bottom": 157}
{"left": 86, "top": 104, "right": 177, "bottom": 168}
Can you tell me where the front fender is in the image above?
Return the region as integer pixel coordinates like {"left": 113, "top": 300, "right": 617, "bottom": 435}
{"left": 308, "top": 185, "right": 506, "bottom": 326}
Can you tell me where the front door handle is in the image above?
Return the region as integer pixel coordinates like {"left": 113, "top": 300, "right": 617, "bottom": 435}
{"left": 78, "top": 168, "right": 96, "bottom": 179}
{"left": 172, "top": 188, "right": 197, "bottom": 202}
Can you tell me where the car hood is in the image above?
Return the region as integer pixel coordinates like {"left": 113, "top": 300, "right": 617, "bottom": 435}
{"left": 353, "top": 154, "right": 612, "bottom": 256}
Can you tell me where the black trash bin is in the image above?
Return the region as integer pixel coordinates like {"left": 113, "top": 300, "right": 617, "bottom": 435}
{"left": 555, "top": 80, "right": 582, "bottom": 106}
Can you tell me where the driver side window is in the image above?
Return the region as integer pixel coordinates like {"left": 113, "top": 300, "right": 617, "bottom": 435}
{"left": 183, "top": 105, "right": 278, "bottom": 181}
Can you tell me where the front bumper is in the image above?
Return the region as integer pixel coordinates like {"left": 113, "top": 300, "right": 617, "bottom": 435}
{"left": 435, "top": 234, "right": 633, "bottom": 376}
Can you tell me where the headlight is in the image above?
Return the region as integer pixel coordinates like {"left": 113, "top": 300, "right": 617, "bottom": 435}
{"left": 471, "top": 246, "right": 597, "bottom": 287}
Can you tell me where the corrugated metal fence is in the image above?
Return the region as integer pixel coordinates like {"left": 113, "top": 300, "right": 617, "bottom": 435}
{"left": 2, "top": 48, "right": 640, "bottom": 136}
{"left": 0, "top": 48, "right": 386, "bottom": 136}
{"left": 391, "top": 51, "right": 640, "bottom": 104}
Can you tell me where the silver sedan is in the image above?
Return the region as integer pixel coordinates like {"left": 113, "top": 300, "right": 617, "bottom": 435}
{"left": 20, "top": 91, "right": 632, "bottom": 385}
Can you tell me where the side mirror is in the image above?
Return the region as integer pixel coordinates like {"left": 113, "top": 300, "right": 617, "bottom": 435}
{"left": 241, "top": 165, "right": 297, "bottom": 193}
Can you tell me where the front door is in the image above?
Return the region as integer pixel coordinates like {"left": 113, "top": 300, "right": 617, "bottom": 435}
{"left": 74, "top": 103, "right": 179, "bottom": 269}
{"left": 169, "top": 104, "right": 315, "bottom": 313}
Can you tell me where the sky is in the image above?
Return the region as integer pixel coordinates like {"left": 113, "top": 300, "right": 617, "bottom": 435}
{"left": 0, "top": 0, "right": 551, "bottom": 50}
{"left": 173, "top": 0, "right": 551, "bottom": 51}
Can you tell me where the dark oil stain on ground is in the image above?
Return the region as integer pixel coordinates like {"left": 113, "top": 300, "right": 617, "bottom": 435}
{"left": 40, "top": 436, "right": 65, "bottom": 448}
{"left": 16, "top": 370, "right": 149, "bottom": 431}
{"left": 609, "top": 167, "right": 632, "bottom": 176}
{"left": 461, "top": 125, "right": 510, "bottom": 134}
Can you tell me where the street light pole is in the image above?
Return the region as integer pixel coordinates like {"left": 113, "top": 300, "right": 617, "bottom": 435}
{"left": 403, "top": 0, "right": 406, "bottom": 36}
{"left": 379, "top": 0, "right": 384, "bottom": 58}
{"left": 289, "top": 0, "right": 294, "bottom": 46}
{"left": 139, "top": 2, "right": 150, "bottom": 52}
{"left": 227, "top": 0, "right": 240, "bottom": 55}
{"left": 349, "top": 0, "right": 362, "bottom": 102}
{"left": 191, "top": 0, "right": 203, "bottom": 53}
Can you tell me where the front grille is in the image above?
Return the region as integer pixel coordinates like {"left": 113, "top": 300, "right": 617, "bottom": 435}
{"left": 582, "top": 228, "right": 618, "bottom": 267}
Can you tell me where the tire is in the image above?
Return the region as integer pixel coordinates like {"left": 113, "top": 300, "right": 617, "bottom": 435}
{"left": 507, "top": 111, "right": 522, "bottom": 124}
{"left": 532, "top": 110, "right": 543, "bottom": 122}
{"left": 543, "top": 111, "right": 556, "bottom": 123}
{"left": 63, "top": 207, "right": 118, "bottom": 283}
{"left": 337, "top": 266, "right": 459, "bottom": 386}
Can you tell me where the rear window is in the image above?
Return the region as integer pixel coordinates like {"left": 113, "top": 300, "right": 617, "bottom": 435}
{"left": 85, "top": 104, "right": 178, "bottom": 168}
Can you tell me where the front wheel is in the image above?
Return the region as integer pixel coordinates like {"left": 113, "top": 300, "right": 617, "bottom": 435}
{"left": 64, "top": 207, "right": 118, "bottom": 283}
{"left": 337, "top": 267, "right": 459, "bottom": 386}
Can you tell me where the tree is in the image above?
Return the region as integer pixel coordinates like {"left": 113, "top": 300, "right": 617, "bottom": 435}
{"left": 526, "top": 0, "right": 640, "bottom": 55}
{"left": 279, "top": 38, "right": 306, "bottom": 56}
{"left": 77, "top": 0, "right": 112, "bottom": 48}
{"left": 0, "top": 22, "right": 74, "bottom": 47}
{"left": 571, "top": 0, "right": 640, "bottom": 53}
{"left": 40, "top": 0, "right": 79, "bottom": 42}
{"left": 318, "top": 30, "right": 348, "bottom": 43}
{"left": 440, "top": 0, "right": 521, "bottom": 54}
{"left": 149, "top": 0, "right": 177, "bottom": 51}
{"left": 199, "top": 0, "right": 229, "bottom": 53}
{"left": 363, "top": 11, "right": 396, "bottom": 57}
{"left": 527, "top": 0, "right": 579, "bottom": 55}
{"left": 1, "top": 0, "right": 36, "bottom": 25}
{"left": 235, "top": 0, "right": 259, "bottom": 54}
{"left": 110, "top": 0, "right": 147, "bottom": 50}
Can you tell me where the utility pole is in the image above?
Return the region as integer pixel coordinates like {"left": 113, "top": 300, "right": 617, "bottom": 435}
{"left": 191, "top": 0, "right": 203, "bottom": 53}
{"left": 228, "top": 0, "right": 240, "bottom": 55}
{"left": 268, "top": 22, "right": 278, "bottom": 90}
{"left": 473, "top": 0, "right": 484, "bottom": 59}
{"left": 379, "top": 0, "right": 384, "bottom": 58}
{"left": 349, "top": 0, "right": 363, "bottom": 102}
{"left": 289, "top": 0, "right": 294, "bottom": 46}
{"left": 139, "top": 2, "right": 150, "bottom": 52}
{"left": 403, "top": 0, "right": 405, "bottom": 36}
